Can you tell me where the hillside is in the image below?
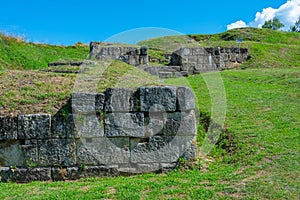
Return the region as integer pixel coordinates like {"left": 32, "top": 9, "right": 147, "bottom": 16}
{"left": 139, "top": 27, "right": 300, "bottom": 68}
{"left": 0, "top": 33, "right": 89, "bottom": 70}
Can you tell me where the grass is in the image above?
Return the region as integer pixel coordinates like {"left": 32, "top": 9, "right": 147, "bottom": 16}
{"left": 0, "top": 33, "right": 89, "bottom": 70}
{"left": 0, "top": 60, "right": 161, "bottom": 116}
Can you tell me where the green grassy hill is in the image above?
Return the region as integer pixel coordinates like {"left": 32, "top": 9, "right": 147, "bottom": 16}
{"left": 0, "top": 33, "right": 89, "bottom": 70}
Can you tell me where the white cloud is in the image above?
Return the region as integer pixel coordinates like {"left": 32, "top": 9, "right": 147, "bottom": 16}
{"left": 227, "top": 20, "right": 247, "bottom": 30}
{"left": 227, "top": 0, "right": 300, "bottom": 31}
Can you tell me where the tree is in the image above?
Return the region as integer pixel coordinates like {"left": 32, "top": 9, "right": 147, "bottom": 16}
{"left": 289, "top": 16, "right": 300, "bottom": 32}
{"left": 262, "top": 17, "right": 284, "bottom": 30}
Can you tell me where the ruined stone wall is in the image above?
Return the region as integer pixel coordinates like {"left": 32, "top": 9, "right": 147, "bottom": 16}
{"left": 0, "top": 86, "right": 197, "bottom": 183}
{"left": 89, "top": 42, "right": 149, "bottom": 66}
{"left": 170, "top": 47, "right": 249, "bottom": 72}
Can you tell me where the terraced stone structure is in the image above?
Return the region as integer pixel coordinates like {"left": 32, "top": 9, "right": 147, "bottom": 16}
{"left": 0, "top": 86, "right": 197, "bottom": 183}
{"left": 89, "top": 42, "right": 149, "bottom": 66}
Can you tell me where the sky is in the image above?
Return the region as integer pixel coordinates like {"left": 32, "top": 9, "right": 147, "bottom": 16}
{"left": 0, "top": 0, "right": 299, "bottom": 45}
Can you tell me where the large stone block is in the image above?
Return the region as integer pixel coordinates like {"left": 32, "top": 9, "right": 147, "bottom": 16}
{"left": 51, "top": 113, "right": 76, "bottom": 139}
{"left": 163, "top": 111, "right": 196, "bottom": 136}
{"left": 130, "top": 136, "right": 179, "bottom": 163}
{"left": 105, "top": 112, "right": 144, "bottom": 137}
{"left": 105, "top": 88, "right": 139, "bottom": 112}
{"left": 177, "top": 87, "right": 195, "bottom": 111}
{"left": 144, "top": 112, "right": 165, "bottom": 137}
{"left": 73, "top": 113, "right": 104, "bottom": 138}
{"left": 140, "top": 86, "right": 177, "bottom": 112}
{"left": 0, "top": 116, "right": 17, "bottom": 140}
{"left": 0, "top": 167, "right": 52, "bottom": 183}
{"left": 20, "top": 140, "right": 38, "bottom": 167}
{"left": 38, "top": 139, "right": 76, "bottom": 166}
{"left": 77, "top": 137, "right": 130, "bottom": 165}
{"left": 71, "top": 92, "right": 105, "bottom": 114}
{"left": 18, "top": 114, "right": 51, "bottom": 139}
{"left": 0, "top": 141, "right": 24, "bottom": 166}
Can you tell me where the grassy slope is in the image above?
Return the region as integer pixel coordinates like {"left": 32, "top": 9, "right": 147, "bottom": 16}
{"left": 0, "top": 33, "right": 89, "bottom": 70}
{"left": 0, "top": 60, "right": 161, "bottom": 116}
{"left": 0, "top": 28, "right": 299, "bottom": 199}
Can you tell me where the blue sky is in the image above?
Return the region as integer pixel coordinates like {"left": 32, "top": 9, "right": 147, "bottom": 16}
{"left": 0, "top": 0, "right": 298, "bottom": 45}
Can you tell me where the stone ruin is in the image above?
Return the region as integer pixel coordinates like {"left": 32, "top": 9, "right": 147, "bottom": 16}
{"left": 0, "top": 86, "right": 197, "bottom": 183}
{"left": 89, "top": 42, "right": 149, "bottom": 66}
{"left": 88, "top": 42, "right": 249, "bottom": 78}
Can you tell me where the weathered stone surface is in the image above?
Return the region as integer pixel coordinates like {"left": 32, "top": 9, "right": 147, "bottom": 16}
{"left": 51, "top": 113, "right": 76, "bottom": 139}
{"left": 38, "top": 139, "right": 76, "bottom": 166}
{"left": 89, "top": 43, "right": 149, "bottom": 66}
{"left": 105, "top": 112, "right": 144, "bottom": 137}
{"left": 177, "top": 87, "right": 195, "bottom": 111}
{"left": 73, "top": 114, "right": 104, "bottom": 138}
{"left": 130, "top": 136, "right": 179, "bottom": 163}
{"left": 72, "top": 92, "right": 105, "bottom": 113}
{"left": 159, "top": 71, "right": 173, "bottom": 79}
{"left": 18, "top": 114, "right": 51, "bottom": 139}
{"left": 0, "top": 141, "right": 24, "bottom": 166}
{"left": 0, "top": 167, "right": 51, "bottom": 183}
{"left": 105, "top": 88, "right": 139, "bottom": 112}
{"left": 164, "top": 111, "right": 196, "bottom": 136}
{"left": 20, "top": 140, "right": 38, "bottom": 167}
{"left": 0, "top": 116, "right": 17, "bottom": 140}
{"left": 144, "top": 112, "right": 165, "bottom": 137}
{"left": 170, "top": 47, "right": 249, "bottom": 72}
{"left": 140, "top": 86, "right": 177, "bottom": 112}
{"left": 136, "top": 163, "right": 160, "bottom": 173}
{"left": 77, "top": 138, "right": 130, "bottom": 165}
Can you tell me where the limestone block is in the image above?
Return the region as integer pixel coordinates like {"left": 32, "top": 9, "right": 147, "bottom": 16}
{"left": 130, "top": 136, "right": 179, "bottom": 163}
{"left": 136, "top": 163, "right": 160, "bottom": 173}
{"left": 105, "top": 88, "right": 139, "bottom": 112}
{"left": 0, "top": 116, "right": 17, "bottom": 140}
{"left": 73, "top": 113, "right": 104, "bottom": 138}
{"left": 140, "top": 86, "right": 177, "bottom": 112}
{"left": 159, "top": 71, "right": 173, "bottom": 79}
{"left": 105, "top": 112, "right": 144, "bottom": 137}
{"left": 0, "top": 141, "right": 24, "bottom": 166}
{"left": 0, "top": 167, "right": 51, "bottom": 183}
{"left": 77, "top": 137, "right": 130, "bottom": 165}
{"left": 18, "top": 114, "right": 51, "bottom": 139}
{"left": 144, "top": 112, "right": 165, "bottom": 137}
{"left": 38, "top": 139, "right": 76, "bottom": 166}
{"left": 20, "top": 140, "right": 38, "bottom": 167}
{"left": 51, "top": 113, "right": 76, "bottom": 139}
{"left": 164, "top": 111, "right": 196, "bottom": 136}
{"left": 71, "top": 92, "right": 105, "bottom": 113}
{"left": 177, "top": 86, "right": 195, "bottom": 111}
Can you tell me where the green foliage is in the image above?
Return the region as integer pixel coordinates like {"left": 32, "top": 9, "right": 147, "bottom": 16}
{"left": 0, "top": 33, "right": 89, "bottom": 70}
{"left": 262, "top": 17, "right": 284, "bottom": 30}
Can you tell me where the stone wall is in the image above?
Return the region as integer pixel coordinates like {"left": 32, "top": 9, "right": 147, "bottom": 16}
{"left": 0, "top": 86, "right": 197, "bottom": 183}
{"left": 89, "top": 42, "right": 149, "bottom": 66}
{"left": 170, "top": 47, "right": 249, "bottom": 72}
